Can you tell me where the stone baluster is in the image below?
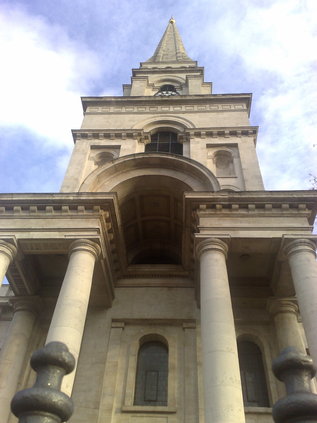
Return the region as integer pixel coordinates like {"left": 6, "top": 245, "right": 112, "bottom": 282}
{"left": 272, "top": 347, "right": 317, "bottom": 423}
{"left": 11, "top": 341, "right": 75, "bottom": 423}
{"left": 46, "top": 239, "right": 101, "bottom": 395}
{"left": 196, "top": 238, "right": 245, "bottom": 423}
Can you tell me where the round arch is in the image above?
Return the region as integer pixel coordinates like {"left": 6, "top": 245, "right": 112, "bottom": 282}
{"left": 80, "top": 153, "right": 219, "bottom": 264}
{"left": 152, "top": 76, "right": 185, "bottom": 86}
{"left": 80, "top": 153, "right": 220, "bottom": 193}
{"left": 132, "top": 115, "right": 195, "bottom": 132}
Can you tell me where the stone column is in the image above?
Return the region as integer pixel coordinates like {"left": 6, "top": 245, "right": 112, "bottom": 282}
{"left": 0, "top": 297, "right": 39, "bottom": 423}
{"left": 0, "top": 241, "right": 16, "bottom": 286}
{"left": 267, "top": 298, "right": 306, "bottom": 354}
{"left": 196, "top": 238, "right": 245, "bottom": 423}
{"left": 46, "top": 239, "right": 101, "bottom": 396}
{"left": 284, "top": 239, "right": 317, "bottom": 368}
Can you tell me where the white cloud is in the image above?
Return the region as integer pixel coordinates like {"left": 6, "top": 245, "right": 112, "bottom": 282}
{"left": 0, "top": 4, "right": 102, "bottom": 146}
{"left": 0, "top": 0, "right": 316, "bottom": 193}
{"left": 201, "top": 0, "right": 317, "bottom": 189}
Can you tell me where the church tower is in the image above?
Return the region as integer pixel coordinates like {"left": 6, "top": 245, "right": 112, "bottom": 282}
{"left": 0, "top": 18, "right": 317, "bottom": 423}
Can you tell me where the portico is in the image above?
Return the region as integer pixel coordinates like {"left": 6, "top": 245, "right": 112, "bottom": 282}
{"left": 0, "top": 17, "right": 317, "bottom": 423}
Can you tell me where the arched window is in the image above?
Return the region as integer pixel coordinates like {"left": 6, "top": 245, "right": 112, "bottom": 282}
{"left": 145, "top": 131, "right": 183, "bottom": 155}
{"left": 238, "top": 340, "right": 270, "bottom": 407}
{"left": 134, "top": 341, "right": 168, "bottom": 406}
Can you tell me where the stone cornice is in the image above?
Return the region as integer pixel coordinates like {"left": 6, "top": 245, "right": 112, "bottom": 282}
{"left": 133, "top": 65, "right": 201, "bottom": 75}
{"left": 72, "top": 129, "right": 147, "bottom": 143}
{"left": 0, "top": 193, "right": 117, "bottom": 216}
{"left": 0, "top": 193, "right": 126, "bottom": 290}
{"left": 185, "top": 190, "right": 317, "bottom": 225}
{"left": 71, "top": 126, "right": 258, "bottom": 144}
{"left": 0, "top": 193, "right": 124, "bottom": 249}
{"left": 188, "top": 126, "right": 258, "bottom": 140}
{"left": 80, "top": 93, "right": 252, "bottom": 114}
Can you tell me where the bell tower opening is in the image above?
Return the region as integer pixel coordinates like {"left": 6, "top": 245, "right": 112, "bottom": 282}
{"left": 155, "top": 84, "right": 179, "bottom": 97}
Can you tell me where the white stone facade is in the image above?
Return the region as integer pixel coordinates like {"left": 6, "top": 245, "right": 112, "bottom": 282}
{"left": 0, "top": 18, "right": 317, "bottom": 423}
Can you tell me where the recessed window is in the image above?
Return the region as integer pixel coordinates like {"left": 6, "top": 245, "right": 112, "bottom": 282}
{"left": 145, "top": 131, "right": 182, "bottom": 155}
{"left": 155, "top": 84, "right": 179, "bottom": 96}
{"left": 238, "top": 340, "right": 270, "bottom": 407}
{"left": 214, "top": 150, "right": 235, "bottom": 176}
{"left": 134, "top": 341, "right": 168, "bottom": 406}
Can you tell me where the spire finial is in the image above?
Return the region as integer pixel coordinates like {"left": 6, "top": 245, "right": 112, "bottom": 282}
{"left": 145, "top": 18, "right": 194, "bottom": 63}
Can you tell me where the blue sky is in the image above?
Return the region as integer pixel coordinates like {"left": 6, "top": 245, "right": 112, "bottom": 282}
{"left": 0, "top": 0, "right": 316, "bottom": 193}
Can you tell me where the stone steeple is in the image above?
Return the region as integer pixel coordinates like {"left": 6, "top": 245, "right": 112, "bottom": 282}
{"left": 1, "top": 16, "right": 317, "bottom": 423}
{"left": 146, "top": 18, "right": 195, "bottom": 63}
{"left": 123, "top": 18, "right": 211, "bottom": 96}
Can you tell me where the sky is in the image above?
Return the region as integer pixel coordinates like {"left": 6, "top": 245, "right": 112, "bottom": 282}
{"left": 0, "top": 0, "right": 316, "bottom": 194}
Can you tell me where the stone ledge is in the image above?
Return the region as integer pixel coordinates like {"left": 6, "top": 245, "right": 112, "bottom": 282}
{"left": 245, "top": 406, "right": 272, "bottom": 414}
{"left": 121, "top": 405, "right": 176, "bottom": 414}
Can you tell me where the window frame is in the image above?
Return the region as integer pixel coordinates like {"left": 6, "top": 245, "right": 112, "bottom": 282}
{"left": 237, "top": 338, "right": 271, "bottom": 408}
{"left": 134, "top": 340, "right": 168, "bottom": 406}
{"left": 122, "top": 332, "right": 177, "bottom": 414}
{"left": 145, "top": 131, "right": 183, "bottom": 156}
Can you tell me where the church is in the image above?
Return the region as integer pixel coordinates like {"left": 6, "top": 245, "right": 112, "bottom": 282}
{"left": 0, "top": 18, "right": 317, "bottom": 423}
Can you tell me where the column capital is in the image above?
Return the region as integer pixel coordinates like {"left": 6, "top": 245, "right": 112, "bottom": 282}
{"left": 0, "top": 241, "right": 17, "bottom": 262}
{"left": 284, "top": 238, "right": 316, "bottom": 259}
{"left": 9, "top": 296, "right": 42, "bottom": 315}
{"left": 196, "top": 237, "right": 228, "bottom": 260}
{"left": 68, "top": 239, "right": 101, "bottom": 260}
{"left": 267, "top": 297, "right": 299, "bottom": 316}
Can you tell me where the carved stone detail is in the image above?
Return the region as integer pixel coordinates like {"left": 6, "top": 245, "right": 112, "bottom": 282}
{"left": 11, "top": 342, "right": 75, "bottom": 423}
{"left": 272, "top": 347, "right": 317, "bottom": 423}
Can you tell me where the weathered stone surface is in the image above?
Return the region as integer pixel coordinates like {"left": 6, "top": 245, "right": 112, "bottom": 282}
{"left": 272, "top": 347, "right": 317, "bottom": 423}
{"left": 11, "top": 342, "right": 75, "bottom": 423}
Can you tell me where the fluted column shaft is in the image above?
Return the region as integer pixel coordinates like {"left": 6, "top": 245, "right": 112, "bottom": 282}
{"left": 284, "top": 239, "right": 317, "bottom": 368}
{"left": 46, "top": 239, "right": 100, "bottom": 395}
{"left": 0, "top": 298, "right": 38, "bottom": 423}
{"left": 196, "top": 238, "right": 245, "bottom": 423}
{"left": 0, "top": 241, "right": 16, "bottom": 286}
{"left": 268, "top": 298, "right": 306, "bottom": 354}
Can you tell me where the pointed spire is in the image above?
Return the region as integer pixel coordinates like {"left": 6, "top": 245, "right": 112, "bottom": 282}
{"left": 146, "top": 18, "right": 195, "bottom": 63}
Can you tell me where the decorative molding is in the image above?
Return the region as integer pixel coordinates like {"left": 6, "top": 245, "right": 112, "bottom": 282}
{"left": 72, "top": 127, "right": 258, "bottom": 144}
{"left": 0, "top": 241, "right": 17, "bottom": 262}
{"left": 284, "top": 238, "right": 317, "bottom": 258}
{"left": 68, "top": 239, "right": 101, "bottom": 260}
{"left": 194, "top": 203, "right": 311, "bottom": 214}
{"left": 9, "top": 296, "right": 42, "bottom": 315}
{"left": 72, "top": 129, "right": 145, "bottom": 142}
{"left": 184, "top": 191, "right": 316, "bottom": 224}
{"left": 0, "top": 193, "right": 126, "bottom": 290}
{"left": 84, "top": 103, "right": 247, "bottom": 114}
{"left": 195, "top": 237, "right": 229, "bottom": 259}
{"left": 191, "top": 127, "right": 258, "bottom": 138}
{"left": 267, "top": 297, "right": 299, "bottom": 316}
